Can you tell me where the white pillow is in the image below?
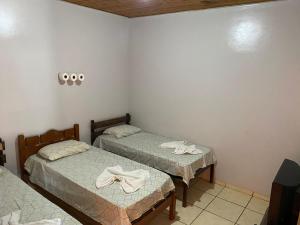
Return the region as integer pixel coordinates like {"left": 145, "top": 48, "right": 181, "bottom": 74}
{"left": 38, "top": 140, "right": 89, "bottom": 161}
{"left": 104, "top": 125, "right": 141, "bottom": 138}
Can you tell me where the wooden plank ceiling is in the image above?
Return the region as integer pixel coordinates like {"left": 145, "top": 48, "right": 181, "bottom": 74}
{"left": 63, "top": 0, "right": 276, "bottom": 18}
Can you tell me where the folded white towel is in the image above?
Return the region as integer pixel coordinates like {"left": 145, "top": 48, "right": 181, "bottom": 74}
{"left": 0, "top": 210, "right": 61, "bottom": 225}
{"left": 96, "top": 165, "right": 150, "bottom": 193}
{"left": 173, "top": 144, "right": 203, "bottom": 155}
{"left": 160, "top": 141, "right": 203, "bottom": 155}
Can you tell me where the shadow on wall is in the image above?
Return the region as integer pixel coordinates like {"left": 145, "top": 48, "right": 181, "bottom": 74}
{"left": 58, "top": 79, "right": 83, "bottom": 86}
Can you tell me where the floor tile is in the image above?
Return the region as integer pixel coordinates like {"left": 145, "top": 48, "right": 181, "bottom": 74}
{"left": 225, "top": 184, "right": 253, "bottom": 196}
{"left": 253, "top": 193, "right": 270, "bottom": 202}
{"left": 206, "top": 197, "right": 244, "bottom": 222}
{"left": 194, "top": 179, "right": 224, "bottom": 196}
{"left": 187, "top": 188, "right": 215, "bottom": 209}
{"left": 165, "top": 199, "right": 203, "bottom": 224}
{"left": 215, "top": 180, "right": 226, "bottom": 187}
{"left": 191, "top": 211, "right": 234, "bottom": 225}
{"left": 218, "top": 187, "right": 252, "bottom": 207}
{"left": 237, "top": 209, "right": 264, "bottom": 225}
{"left": 149, "top": 214, "right": 185, "bottom": 225}
{"left": 247, "top": 197, "right": 269, "bottom": 214}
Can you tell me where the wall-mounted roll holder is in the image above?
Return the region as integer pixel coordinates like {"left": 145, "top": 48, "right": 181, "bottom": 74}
{"left": 58, "top": 72, "right": 85, "bottom": 85}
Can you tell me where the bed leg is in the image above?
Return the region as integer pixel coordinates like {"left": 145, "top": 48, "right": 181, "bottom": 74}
{"left": 210, "top": 164, "right": 215, "bottom": 183}
{"left": 169, "top": 191, "right": 176, "bottom": 220}
{"left": 182, "top": 182, "right": 188, "bottom": 207}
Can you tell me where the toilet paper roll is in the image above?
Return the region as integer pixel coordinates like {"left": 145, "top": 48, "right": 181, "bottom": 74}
{"left": 70, "top": 73, "right": 77, "bottom": 82}
{"left": 58, "top": 73, "right": 69, "bottom": 81}
{"left": 78, "top": 73, "right": 85, "bottom": 82}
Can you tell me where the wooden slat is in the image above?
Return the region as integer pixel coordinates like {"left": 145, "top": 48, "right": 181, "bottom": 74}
{"left": 90, "top": 113, "right": 130, "bottom": 144}
{"left": 93, "top": 116, "right": 127, "bottom": 129}
{"left": 0, "top": 138, "right": 5, "bottom": 166}
{"left": 63, "top": 0, "right": 277, "bottom": 18}
{"left": 40, "top": 130, "right": 65, "bottom": 143}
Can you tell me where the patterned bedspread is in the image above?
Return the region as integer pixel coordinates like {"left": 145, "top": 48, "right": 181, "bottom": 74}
{"left": 0, "top": 167, "right": 81, "bottom": 225}
{"left": 96, "top": 132, "right": 217, "bottom": 185}
{"left": 25, "top": 147, "right": 175, "bottom": 225}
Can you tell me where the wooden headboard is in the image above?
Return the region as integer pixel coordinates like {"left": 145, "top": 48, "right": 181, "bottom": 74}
{"left": 91, "top": 113, "right": 131, "bottom": 144}
{"left": 18, "top": 124, "right": 79, "bottom": 179}
{"left": 0, "top": 138, "right": 6, "bottom": 166}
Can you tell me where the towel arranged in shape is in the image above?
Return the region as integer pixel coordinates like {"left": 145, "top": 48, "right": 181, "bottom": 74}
{"left": 160, "top": 141, "right": 203, "bottom": 155}
{"left": 96, "top": 165, "right": 150, "bottom": 193}
{"left": 0, "top": 210, "right": 61, "bottom": 225}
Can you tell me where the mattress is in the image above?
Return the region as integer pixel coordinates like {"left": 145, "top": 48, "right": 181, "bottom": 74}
{"left": 95, "top": 132, "right": 217, "bottom": 185}
{"left": 25, "top": 146, "right": 175, "bottom": 225}
{"left": 0, "top": 166, "right": 81, "bottom": 225}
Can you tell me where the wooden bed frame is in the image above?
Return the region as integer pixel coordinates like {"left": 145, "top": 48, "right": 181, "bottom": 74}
{"left": 0, "top": 138, "right": 6, "bottom": 166}
{"left": 18, "top": 124, "right": 176, "bottom": 225}
{"left": 91, "top": 114, "right": 215, "bottom": 207}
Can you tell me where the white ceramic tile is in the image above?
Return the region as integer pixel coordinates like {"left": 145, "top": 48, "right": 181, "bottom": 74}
{"left": 206, "top": 198, "right": 244, "bottom": 222}
{"left": 247, "top": 197, "right": 269, "bottom": 214}
{"left": 191, "top": 211, "right": 234, "bottom": 225}
{"left": 218, "top": 187, "right": 252, "bottom": 207}
{"left": 187, "top": 188, "right": 215, "bottom": 209}
{"left": 215, "top": 180, "right": 226, "bottom": 187}
{"left": 253, "top": 192, "right": 270, "bottom": 202}
{"left": 165, "top": 200, "right": 203, "bottom": 224}
{"left": 149, "top": 214, "right": 185, "bottom": 225}
{"left": 225, "top": 184, "right": 253, "bottom": 196}
{"left": 237, "top": 209, "right": 264, "bottom": 225}
{"left": 194, "top": 179, "right": 224, "bottom": 196}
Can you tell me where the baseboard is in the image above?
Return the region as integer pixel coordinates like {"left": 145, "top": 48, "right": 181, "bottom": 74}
{"left": 208, "top": 179, "right": 270, "bottom": 201}
{"left": 198, "top": 166, "right": 270, "bottom": 201}
{"left": 225, "top": 183, "right": 253, "bottom": 196}
{"left": 253, "top": 192, "right": 270, "bottom": 202}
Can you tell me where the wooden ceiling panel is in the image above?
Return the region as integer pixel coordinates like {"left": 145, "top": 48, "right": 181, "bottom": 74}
{"left": 63, "top": 0, "right": 277, "bottom": 17}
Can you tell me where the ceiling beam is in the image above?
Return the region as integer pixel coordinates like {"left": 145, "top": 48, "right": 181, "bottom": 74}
{"left": 63, "top": 0, "right": 277, "bottom": 18}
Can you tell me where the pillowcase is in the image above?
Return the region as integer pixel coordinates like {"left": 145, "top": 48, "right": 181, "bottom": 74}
{"left": 38, "top": 140, "right": 89, "bottom": 161}
{"left": 104, "top": 125, "right": 141, "bottom": 138}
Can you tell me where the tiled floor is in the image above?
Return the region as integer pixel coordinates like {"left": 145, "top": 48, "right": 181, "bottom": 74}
{"left": 150, "top": 179, "right": 269, "bottom": 225}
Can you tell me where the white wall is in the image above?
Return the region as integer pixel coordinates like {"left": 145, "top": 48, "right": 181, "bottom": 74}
{"left": 1, "top": 0, "right": 299, "bottom": 196}
{"left": 129, "top": 0, "right": 300, "bottom": 195}
{"left": 0, "top": 0, "right": 129, "bottom": 174}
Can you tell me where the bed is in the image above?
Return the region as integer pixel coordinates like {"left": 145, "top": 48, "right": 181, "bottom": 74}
{"left": 18, "top": 124, "right": 176, "bottom": 225}
{"left": 0, "top": 166, "right": 81, "bottom": 225}
{"left": 91, "top": 114, "right": 217, "bottom": 207}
